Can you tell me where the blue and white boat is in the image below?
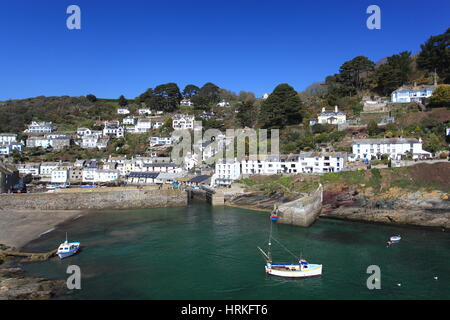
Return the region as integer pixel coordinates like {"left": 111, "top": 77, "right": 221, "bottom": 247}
{"left": 257, "top": 222, "right": 322, "bottom": 278}
{"left": 56, "top": 234, "right": 80, "bottom": 259}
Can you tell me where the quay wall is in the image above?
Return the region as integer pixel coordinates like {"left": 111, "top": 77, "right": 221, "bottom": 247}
{"left": 0, "top": 189, "right": 187, "bottom": 211}
{"left": 277, "top": 184, "right": 323, "bottom": 227}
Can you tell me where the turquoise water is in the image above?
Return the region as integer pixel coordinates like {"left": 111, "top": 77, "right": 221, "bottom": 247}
{"left": 21, "top": 202, "right": 450, "bottom": 299}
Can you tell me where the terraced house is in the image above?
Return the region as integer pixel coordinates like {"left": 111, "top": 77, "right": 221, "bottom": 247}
{"left": 352, "top": 138, "right": 432, "bottom": 160}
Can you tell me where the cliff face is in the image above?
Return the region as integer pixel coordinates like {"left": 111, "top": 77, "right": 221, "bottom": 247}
{"left": 321, "top": 186, "right": 450, "bottom": 228}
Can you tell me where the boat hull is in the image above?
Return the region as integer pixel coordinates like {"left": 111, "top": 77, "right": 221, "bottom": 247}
{"left": 56, "top": 242, "right": 80, "bottom": 259}
{"left": 265, "top": 264, "right": 322, "bottom": 278}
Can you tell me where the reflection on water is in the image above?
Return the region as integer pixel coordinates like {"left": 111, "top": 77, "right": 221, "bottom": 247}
{"left": 21, "top": 202, "right": 450, "bottom": 300}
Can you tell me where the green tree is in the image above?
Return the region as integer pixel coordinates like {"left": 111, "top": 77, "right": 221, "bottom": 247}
{"left": 337, "top": 56, "right": 375, "bottom": 92}
{"left": 86, "top": 94, "right": 97, "bottom": 102}
{"left": 429, "top": 84, "right": 450, "bottom": 107}
{"left": 236, "top": 101, "right": 256, "bottom": 127}
{"left": 154, "top": 83, "right": 182, "bottom": 112}
{"left": 387, "top": 51, "right": 413, "bottom": 84}
{"left": 417, "top": 28, "right": 450, "bottom": 83}
{"left": 373, "top": 63, "right": 402, "bottom": 96}
{"left": 182, "top": 84, "right": 200, "bottom": 98}
{"left": 259, "top": 84, "right": 303, "bottom": 129}
{"left": 118, "top": 95, "right": 128, "bottom": 107}
{"left": 367, "top": 120, "right": 380, "bottom": 136}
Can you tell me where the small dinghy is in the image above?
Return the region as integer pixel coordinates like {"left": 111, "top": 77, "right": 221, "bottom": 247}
{"left": 390, "top": 235, "right": 401, "bottom": 243}
{"left": 56, "top": 233, "right": 80, "bottom": 259}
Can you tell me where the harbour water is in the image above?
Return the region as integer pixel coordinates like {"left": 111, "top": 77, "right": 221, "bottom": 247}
{"left": 21, "top": 201, "right": 450, "bottom": 299}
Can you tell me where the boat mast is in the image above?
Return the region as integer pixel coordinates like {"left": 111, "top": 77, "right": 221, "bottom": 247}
{"left": 267, "top": 219, "right": 273, "bottom": 263}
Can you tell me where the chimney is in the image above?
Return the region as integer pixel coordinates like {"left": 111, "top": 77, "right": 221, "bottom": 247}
{"left": 335, "top": 105, "right": 338, "bottom": 113}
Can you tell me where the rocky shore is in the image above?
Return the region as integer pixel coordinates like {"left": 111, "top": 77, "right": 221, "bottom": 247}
{"left": 227, "top": 186, "right": 450, "bottom": 229}
{"left": 0, "top": 210, "right": 83, "bottom": 300}
{"left": 0, "top": 243, "right": 67, "bottom": 300}
{"left": 0, "top": 264, "right": 67, "bottom": 300}
{"left": 321, "top": 186, "right": 450, "bottom": 228}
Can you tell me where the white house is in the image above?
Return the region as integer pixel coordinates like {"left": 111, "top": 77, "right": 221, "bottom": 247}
{"left": 241, "top": 153, "right": 346, "bottom": 175}
{"left": 0, "top": 143, "right": 22, "bottom": 155}
{"left": 211, "top": 158, "right": 241, "bottom": 187}
{"left": 117, "top": 108, "right": 130, "bottom": 115}
{"left": 81, "top": 135, "right": 99, "bottom": 148}
{"left": 0, "top": 144, "right": 12, "bottom": 155}
{"left": 103, "top": 123, "right": 124, "bottom": 138}
{"left": 318, "top": 106, "right": 346, "bottom": 125}
{"left": 152, "top": 122, "right": 163, "bottom": 129}
{"left": 81, "top": 135, "right": 108, "bottom": 149}
{"left": 352, "top": 138, "right": 432, "bottom": 160}
{"left": 180, "top": 99, "right": 194, "bottom": 107}
{"left": 138, "top": 108, "right": 152, "bottom": 115}
{"left": 133, "top": 118, "right": 152, "bottom": 133}
{"left": 150, "top": 136, "right": 173, "bottom": 147}
{"left": 126, "top": 172, "right": 159, "bottom": 185}
{"left": 123, "top": 116, "right": 136, "bottom": 125}
{"left": 15, "top": 163, "right": 40, "bottom": 176}
{"left": 391, "top": 85, "right": 436, "bottom": 103}
{"left": 51, "top": 169, "right": 69, "bottom": 184}
{"left": 39, "top": 162, "right": 61, "bottom": 180}
{"left": 95, "top": 169, "right": 119, "bottom": 183}
{"left": 0, "top": 134, "right": 17, "bottom": 144}
{"left": 217, "top": 100, "right": 230, "bottom": 107}
{"left": 77, "top": 128, "right": 92, "bottom": 139}
{"left": 24, "top": 121, "right": 54, "bottom": 134}
{"left": 173, "top": 114, "right": 195, "bottom": 130}
{"left": 139, "top": 163, "right": 182, "bottom": 174}
{"left": 26, "top": 136, "right": 51, "bottom": 149}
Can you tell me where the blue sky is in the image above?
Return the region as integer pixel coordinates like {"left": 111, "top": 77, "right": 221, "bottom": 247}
{"left": 0, "top": 0, "right": 448, "bottom": 100}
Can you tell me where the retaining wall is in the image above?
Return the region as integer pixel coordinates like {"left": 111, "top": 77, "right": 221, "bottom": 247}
{"left": 0, "top": 188, "right": 187, "bottom": 210}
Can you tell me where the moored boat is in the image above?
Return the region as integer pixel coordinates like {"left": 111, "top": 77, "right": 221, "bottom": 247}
{"left": 258, "top": 222, "right": 322, "bottom": 278}
{"left": 56, "top": 234, "right": 80, "bottom": 259}
{"left": 390, "top": 235, "right": 401, "bottom": 243}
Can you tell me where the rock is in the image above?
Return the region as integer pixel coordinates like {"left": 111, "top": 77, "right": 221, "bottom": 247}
{"left": 0, "top": 266, "right": 66, "bottom": 300}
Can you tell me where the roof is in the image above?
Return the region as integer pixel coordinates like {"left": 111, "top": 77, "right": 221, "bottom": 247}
{"left": 128, "top": 172, "right": 159, "bottom": 179}
{"left": 353, "top": 138, "right": 420, "bottom": 144}
{"left": 319, "top": 111, "right": 346, "bottom": 117}
{"left": 188, "top": 175, "right": 211, "bottom": 183}
{"left": 176, "top": 177, "right": 191, "bottom": 182}
{"left": 0, "top": 164, "right": 17, "bottom": 175}
{"left": 156, "top": 172, "right": 183, "bottom": 180}
{"left": 142, "top": 163, "right": 180, "bottom": 168}
{"left": 393, "top": 85, "right": 436, "bottom": 92}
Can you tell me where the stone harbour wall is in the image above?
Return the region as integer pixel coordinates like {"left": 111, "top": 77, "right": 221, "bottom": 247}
{"left": 0, "top": 189, "right": 187, "bottom": 211}
{"left": 277, "top": 184, "right": 323, "bottom": 227}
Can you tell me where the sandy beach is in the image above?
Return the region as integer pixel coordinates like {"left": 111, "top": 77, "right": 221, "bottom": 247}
{"left": 0, "top": 210, "right": 83, "bottom": 250}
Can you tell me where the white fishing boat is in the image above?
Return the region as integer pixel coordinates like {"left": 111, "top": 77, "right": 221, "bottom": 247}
{"left": 56, "top": 233, "right": 80, "bottom": 259}
{"left": 390, "top": 235, "right": 401, "bottom": 243}
{"left": 257, "top": 220, "right": 322, "bottom": 278}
